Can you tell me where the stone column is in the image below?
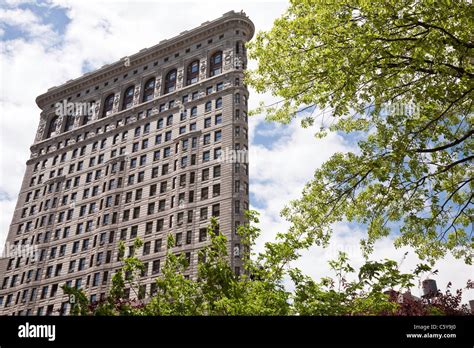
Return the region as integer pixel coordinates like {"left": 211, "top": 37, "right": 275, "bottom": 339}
{"left": 133, "top": 84, "right": 141, "bottom": 106}
{"left": 73, "top": 108, "right": 82, "bottom": 128}
{"left": 112, "top": 91, "right": 121, "bottom": 113}
{"left": 92, "top": 100, "right": 101, "bottom": 121}
{"left": 223, "top": 48, "right": 233, "bottom": 71}
{"left": 154, "top": 77, "right": 162, "bottom": 98}
{"left": 176, "top": 66, "right": 185, "bottom": 90}
{"left": 55, "top": 115, "right": 64, "bottom": 135}
{"left": 35, "top": 114, "right": 47, "bottom": 142}
{"left": 199, "top": 57, "right": 207, "bottom": 80}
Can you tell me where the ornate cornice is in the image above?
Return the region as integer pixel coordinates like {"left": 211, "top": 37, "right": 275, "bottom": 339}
{"left": 35, "top": 11, "right": 254, "bottom": 110}
{"left": 28, "top": 72, "right": 246, "bottom": 164}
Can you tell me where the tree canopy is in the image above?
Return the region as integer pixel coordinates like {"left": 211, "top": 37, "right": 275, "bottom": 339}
{"left": 62, "top": 215, "right": 472, "bottom": 316}
{"left": 246, "top": 0, "right": 473, "bottom": 264}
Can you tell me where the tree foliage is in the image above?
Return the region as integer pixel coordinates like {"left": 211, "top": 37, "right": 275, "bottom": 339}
{"left": 62, "top": 212, "right": 472, "bottom": 316}
{"left": 246, "top": 0, "right": 473, "bottom": 263}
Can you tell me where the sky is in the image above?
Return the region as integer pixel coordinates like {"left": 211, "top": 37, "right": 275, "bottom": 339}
{"left": 0, "top": 0, "right": 472, "bottom": 303}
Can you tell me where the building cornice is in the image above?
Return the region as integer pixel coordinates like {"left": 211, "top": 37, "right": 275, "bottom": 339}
{"left": 28, "top": 72, "right": 247, "bottom": 163}
{"left": 35, "top": 11, "right": 254, "bottom": 110}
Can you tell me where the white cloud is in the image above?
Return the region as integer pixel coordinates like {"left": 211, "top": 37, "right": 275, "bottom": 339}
{"left": 0, "top": 7, "right": 58, "bottom": 43}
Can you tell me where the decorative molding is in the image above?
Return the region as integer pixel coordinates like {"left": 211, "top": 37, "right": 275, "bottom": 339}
{"left": 29, "top": 72, "right": 244, "bottom": 160}
{"left": 92, "top": 100, "right": 101, "bottom": 121}
{"left": 154, "top": 78, "right": 162, "bottom": 98}
{"left": 35, "top": 13, "right": 254, "bottom": 109}
{"left": 223, "top": 48, "right": 233, "bottom": 71}
{"left": 224, "top": 49, "right": 232, "bottom": 64}
{"left": 199, "top": 57, "right": 207, "bottom": 80}
{"left": 132, "top": 85, "right": 141, "bottom": 106}
{"left": 73, "top": 112, "right": 82, "bottom": 128}
{"left": 55, "top": 116, "right": 64, "bottom": 135}
{"left": 234, "top": 56, "right": 243, "bottom": 69}
{"left": 176, "top": 67, "right": 184, "bottom": 90}
{"left": 112, "top": 92, "right": 120, "bottom": 113}
{"left": 35, "top": 116, "right": 47, "bottom": 143}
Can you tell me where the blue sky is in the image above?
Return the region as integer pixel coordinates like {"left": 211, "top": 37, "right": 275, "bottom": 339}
{"left": 0, "top": 0, "right": 471, "bottom": 301}
{"left": 1, "top": 1, "right": 69, "bottom": 40}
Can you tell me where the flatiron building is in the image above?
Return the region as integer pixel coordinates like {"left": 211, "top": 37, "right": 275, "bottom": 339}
{"left": 0, "top": 11, "right": 253, "bottom": 315}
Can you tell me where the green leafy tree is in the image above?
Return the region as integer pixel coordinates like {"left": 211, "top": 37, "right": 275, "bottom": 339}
{"left": 246, "top": 0, "right": 473, "bottom": 264}
{"left": 62, "top": 212, "right": 471, "bottom": 316}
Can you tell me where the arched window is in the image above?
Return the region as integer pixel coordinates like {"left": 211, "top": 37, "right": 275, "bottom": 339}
{"left": 122, "top": 86, "right": 135, "bottom": 110}
{"left": 205, "top": 101, "right": 212, "bottom": 112}
{"left": 64, "top": 116, "right": 75, "bottom": 132}
{"left": 46, "top": 116, "right": 59, "bottom": 139}
{"left": 142, "top": 78, "right": 155, "bottom": 102}
{"left": 191, "top": 106, "right": 197, "bottom": 117}
{"left": 186, "top": 60, "right": 199, "bottom": 85}
{"left": 216, "top": 97, "right": 222, "bottom": 109}
{"left": 103, "top": 94, "right": 114, "bottom": 118}
{"left": 209, "top": 51, "right": 222, "bottom": 77}
{"left": 236, "top": 41, "right": 241, "bottom": 54}
{"left": 235, "top": 93, "right": 240, "bottom": 104}
{"left": 164, "top": 69, "right": 177, "bottom": 94}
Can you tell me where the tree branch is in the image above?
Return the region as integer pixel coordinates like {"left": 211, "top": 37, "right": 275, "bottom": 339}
{"left": 415, "top": 129, "right": 474, "bottom": 153}
{"left": 415, "top": 20, "right": 474, "bottom": 49}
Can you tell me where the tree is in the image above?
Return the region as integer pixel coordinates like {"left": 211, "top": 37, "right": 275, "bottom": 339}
{"left": 62, "top": 212, "right": 471, "bottom": 316}
{"left": 246, "top": 0, "right": 473, "bottom": 264}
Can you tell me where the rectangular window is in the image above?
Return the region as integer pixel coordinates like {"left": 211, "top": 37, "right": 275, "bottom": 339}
{"left": 186, "top": 230, "right": 192, "bottom": 244}
{"left": 155, "top": 134, "right": 162, "bottom": 144}
{"left": 200, "top": 207, "right": 208, "bottom": 221}
{"left": 203, "top": 151, "right": 210, "bottom": 162}
{"left": 143, "top": 242, "right": 151, "bottom": 256}
{"left": 213, "top": 184, "right": 220, "bottom": 197}
{"left": 175, "top": 232, "right": 182, "bottom": 246}
{"left": 212, "top": 204, "right": 220, "bottom": 217}
{"left": 156, "top": 219, "right": 164, "bottom": 232}
{"left": 154, "top": 239, "right": 162, "bottom": 252}
{"left": 213, "top": 165, "right": 221, "bottom": 178}
{"left": 201, "top": 187, "right": 209, "bottom": 200}
{"left": 152, "top": 260, "right": 160, "bottom": 274}
{"left": 199, "top": 228, "right": 207, "bottom": 242}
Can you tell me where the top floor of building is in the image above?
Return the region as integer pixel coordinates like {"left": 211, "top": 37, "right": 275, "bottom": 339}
{"left": 32, "top": 11, "right": 254, "bottom": 148}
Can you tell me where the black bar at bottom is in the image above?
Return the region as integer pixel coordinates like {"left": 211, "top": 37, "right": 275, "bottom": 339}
{"left": 0, "top": 316, "right": 472, "bottom": 347}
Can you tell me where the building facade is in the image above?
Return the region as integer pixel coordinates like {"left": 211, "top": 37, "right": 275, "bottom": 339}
{"left": 0, "top": 11, "right": 253, "bottom": 315}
